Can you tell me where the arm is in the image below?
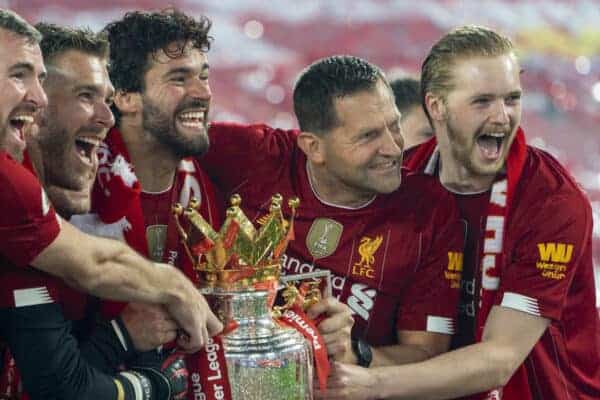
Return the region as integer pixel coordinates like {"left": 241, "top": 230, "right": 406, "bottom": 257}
{"left": 202, "top": 122, "right": 298, "bottom": 194}
{"left": 321, "top": 306, "right": 549, "bottom": 400}
{"left": 31, "top": 221, "right": 222, "bottom": 351}
{"left": 0, "top": 304, "right": 130, "bottom": 400}
{"left": 370, "top": 330, "right": 451, "bottom": 367}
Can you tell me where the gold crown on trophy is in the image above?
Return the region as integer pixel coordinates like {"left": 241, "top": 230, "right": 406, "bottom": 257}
{"left": 172, "top": 193, "right": 299, "bottom": 290}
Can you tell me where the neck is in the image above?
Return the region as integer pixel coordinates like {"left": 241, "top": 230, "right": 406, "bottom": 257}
{"left": 307, "top": 161, "right": 376, "bottom": 209}
{"left": 118, "top": 122, "right": 179, "bottom": 193}
{"left": 438, "top": 150, "right": 496, "bottom": 193}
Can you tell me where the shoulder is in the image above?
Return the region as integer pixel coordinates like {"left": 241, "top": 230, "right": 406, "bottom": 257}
{"left": 388, "top": 170, "right": 459, "bottom": 226}
{"left": 520, "top": 146, "right": 590, "bottom": 213}
{"left": 0, "top": 152, "right": 49, "bottom": 220}
{"left": 209, "top": 121, "right": 300, "bottom": 142}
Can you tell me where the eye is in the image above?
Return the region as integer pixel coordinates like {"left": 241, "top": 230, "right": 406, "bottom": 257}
{"left": 10, "top": 71, "right": 26, "bottom": 80}
{"left": 79, "top": 92, "right": 94, "bottom": 101}
{"left": 505, "top": 94, "right": 521, "bottom": 105}
{"left": 473, "top": 97, "right": 491, "bottom": 105}
{"left": 171, "top": 75, "right": 186, "bottom": 84}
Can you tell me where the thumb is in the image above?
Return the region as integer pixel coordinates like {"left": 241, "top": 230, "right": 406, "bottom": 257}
{"left": 206, "top": 310, "right": 224, "bottom": 336}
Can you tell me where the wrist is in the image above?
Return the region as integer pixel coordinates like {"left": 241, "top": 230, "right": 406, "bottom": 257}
{"left": 351, "top": 338, "right": 373, "bottom": 368}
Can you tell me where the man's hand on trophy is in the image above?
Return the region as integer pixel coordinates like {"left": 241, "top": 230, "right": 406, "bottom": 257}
{"left": 315, "top": 362, "right": 379, "bottom": 400}
{"left": 161, "top": 266, "right": 224, "bottom": 353}
{"left": 121, "top": 303, "right": 178, "bottom": 351}
{"left": 307, "top": 297, "right": 355, "bottom": 361}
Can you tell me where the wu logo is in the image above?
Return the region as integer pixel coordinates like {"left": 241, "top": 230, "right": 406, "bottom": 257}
{"left": 537, "top": 243, "right": 573, "bottom": 263}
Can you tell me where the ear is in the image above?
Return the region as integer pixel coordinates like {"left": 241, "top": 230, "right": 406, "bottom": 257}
{"left": 424, "top": 92, "right": 446, "bottom": 123}
{"left": 114, "top": 90, "right": 142, "bottom": 116}
{"left": 297, "top": 131, "right": 326, "bottom": 165}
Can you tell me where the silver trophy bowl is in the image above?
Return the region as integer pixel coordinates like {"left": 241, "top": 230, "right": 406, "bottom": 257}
{"left": 205, "top": 288, "right": 314, "bottom": 400}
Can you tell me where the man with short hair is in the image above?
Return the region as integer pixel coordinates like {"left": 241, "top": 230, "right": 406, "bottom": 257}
{"left": 390, "top": 77, "right": 433, "bottom": 149}
{"left": 0, "top": 9, "right": 222, "bottom": 357}
{"left": 324, "top": 26, "right": 600, "bottom": 400}
{"left": 0, "top": 22, "right": 191, "bottom": 400}
{"left": 202, "top": 55, "right": 465, "bottom": 366}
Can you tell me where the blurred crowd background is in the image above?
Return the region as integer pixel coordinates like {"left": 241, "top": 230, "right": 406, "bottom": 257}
{"left": 7, "top": 0, "right": 600, "bottom": 302}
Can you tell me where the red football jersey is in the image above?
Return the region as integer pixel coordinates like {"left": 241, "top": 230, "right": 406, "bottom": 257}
{"left": 0, "top": 151, "right": 87, "bottom": 317}
{"left": 202, "top": 122, "right": 464, "bottom": 345}
{"left": 0, "top": 151, "right": 60, "bottom": 268}
{"left": 404, "top": 138, "right": 600, "bottom": 399}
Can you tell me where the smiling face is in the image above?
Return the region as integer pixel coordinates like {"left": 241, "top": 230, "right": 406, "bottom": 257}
{"left": 0, "top": 29, "right": 47, "bottom": 160}
{"left": 435, "top": 53, "right": 522, "bottom": 180}
{"left": 141, "top": 42, "right": 211, "bottom": 158}
{"left": 320, "top": 79, "right": 404, "bottom": 197}
{"left": 36, "top": 50, "right": 114, "bottom": 217}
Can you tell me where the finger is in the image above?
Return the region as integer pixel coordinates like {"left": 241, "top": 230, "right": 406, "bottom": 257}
{"left": 317, "top": 311, "right": 354, "bottom": 335}
{"left": 206, "top": 309, "right": 224, "bottom": 336}
{"left": 160, "top": 318, "right": 179, "bottom": 332}
{"left": 161, "top": 329, "right": 177, "bottom": 344}
{"left": 177, "top": 332, "right": 196, "bottom": 353}
{"left": 306, "top": 297, "right": 333, "bottom": 319}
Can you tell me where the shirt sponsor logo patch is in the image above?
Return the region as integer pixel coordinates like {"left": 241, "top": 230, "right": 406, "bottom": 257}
{"left": 536, "top": 242, "right": 572, "bottom": 280}
{"left": 351, "top": 235, "right": 383, "bottom": 278}
{"left": 346, "top": 283, "right": 376, "bottom": 321}
{"left": 445, "top": 251, "right": 463, "bottom": 288}
{"left": 306, "top": 218, "right": 343, "bottom": 259}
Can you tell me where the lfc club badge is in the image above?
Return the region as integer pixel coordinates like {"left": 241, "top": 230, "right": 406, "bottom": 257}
{"left": 306, "top": 218, "right": 343, "bottom": 259}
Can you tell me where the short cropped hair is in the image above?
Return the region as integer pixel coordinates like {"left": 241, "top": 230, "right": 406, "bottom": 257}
{"left": 0, "top": 9, "right": 41, "bottom": 43}
{"left": 390, "top": 77, "right": 421, "bottom": 113}
{"left": 293, "top": 55, "right": 388, "bottom": 135}
{"left": 103, "top": 9, "right": 212, "bottom": 94}
{"left": 421, "top": 25, "right": 514, "bottom": 120}
{"left": 35, "top": 23, "right": 109, "bottom": 64}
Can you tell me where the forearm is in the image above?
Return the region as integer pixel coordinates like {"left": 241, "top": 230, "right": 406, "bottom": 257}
{"left": 371, "top": 344, "right": 435, "bottom": 367}
{"left": 79, "top": 317, "right": 137, "bottom": 373}
{"left": 0, "top": 305, "right": 133, "bottom": 400}
{"left": 32, "top": 222, "right": 186, "bottom": 306}
{"left": 374, "top": 341, "right": 515, "bottom": 399}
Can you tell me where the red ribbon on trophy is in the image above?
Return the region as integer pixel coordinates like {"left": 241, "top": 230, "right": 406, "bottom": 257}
{"left": 279, "top": 306, "right": 330, "bottom": 391}
{"left": 188, "top": 336, "right": 233, "bottom": 400}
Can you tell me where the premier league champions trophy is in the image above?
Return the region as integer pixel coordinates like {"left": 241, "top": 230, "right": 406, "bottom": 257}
{"left": 173, "top": 194, "right": 314, "bottom": 399}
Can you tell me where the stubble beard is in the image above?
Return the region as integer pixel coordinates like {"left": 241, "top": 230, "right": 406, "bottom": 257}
{"left": 141, "top": 96, "right": 209, "bottom": 159}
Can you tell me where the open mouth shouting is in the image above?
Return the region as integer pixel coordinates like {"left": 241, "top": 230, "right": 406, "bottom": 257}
{"left": 6, "top": 111, "right": 35, "bottom": 153}
{"left": 74, "top": 135, "right": 101, "bottom": 168}
{"left": 475, "top": 131, "right": 507, "bottom": 162}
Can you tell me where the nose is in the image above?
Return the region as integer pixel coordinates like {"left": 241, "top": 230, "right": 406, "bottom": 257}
{"left": 94, "top": 100, "right": 115, "bottom": 129}
{"left": 490, "top": 99, "right": 510, "bottom": 125}
{"left": 187, "top": 77, "right": 211, "bottom": 101}
{"left": 27, "top": 78, "right": 48, "bottom": 110}
{"left": 379, "top": 127, "right": 404, "bottom": 157}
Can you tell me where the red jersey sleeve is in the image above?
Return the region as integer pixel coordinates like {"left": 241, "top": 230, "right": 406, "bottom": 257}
{"left": 498, "top": 193, "right": 592, "bottom": 321}
{"left": 0, "top": 153, "right": 60, "bottom": 267}
{"left": 203, "top": 122, "right": 299, "bottom": 194}
{"left": 396, "top": 192, "right": 464, "bottom": 335}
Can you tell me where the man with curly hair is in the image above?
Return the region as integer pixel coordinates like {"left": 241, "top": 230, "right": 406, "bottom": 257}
{"left": 71, "top": 11, "right": 355, "bottom": 398}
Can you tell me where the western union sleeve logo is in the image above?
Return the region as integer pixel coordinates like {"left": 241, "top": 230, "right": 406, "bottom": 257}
{"left": 445, "top": 252, "right": 463, "bottom": 288}
{"left": 537, "top": 242, "right": 573, "bottom": 263}
{"left": 536, "top": 242, "right": 573, "bottom": 280}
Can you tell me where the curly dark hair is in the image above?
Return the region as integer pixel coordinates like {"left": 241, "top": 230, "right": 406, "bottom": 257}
{"left": 35, "top": 23, "right": 109, "bottom": 63}
{"left": 293, "top": 55, "right": 388, "bottom": 135}
{"left": 103, "top": 9, "right": 212, "bottom": 94}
